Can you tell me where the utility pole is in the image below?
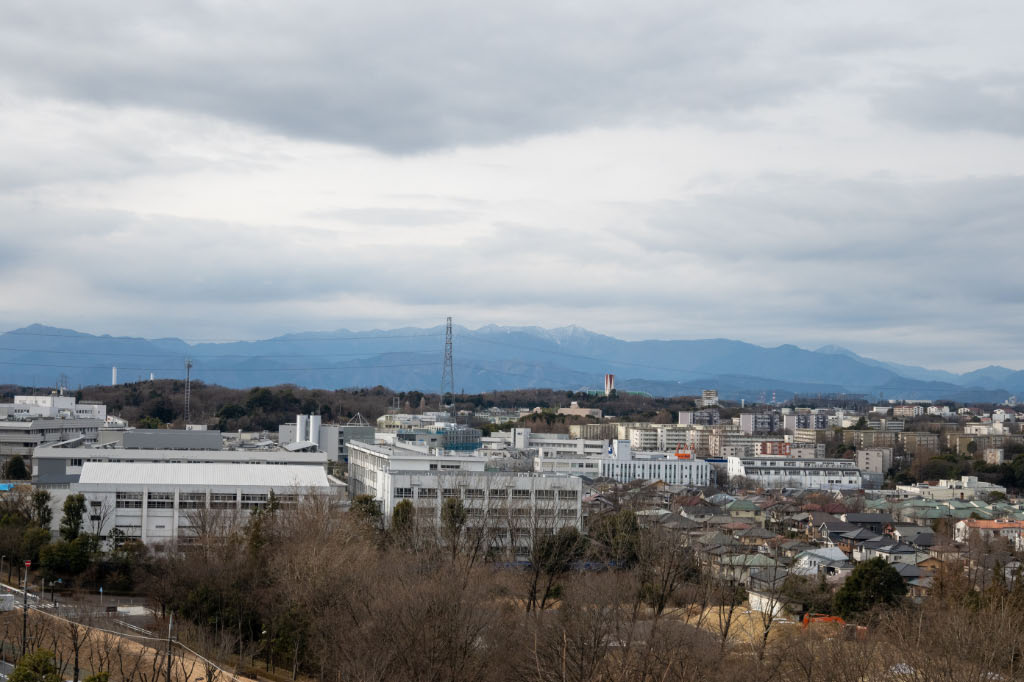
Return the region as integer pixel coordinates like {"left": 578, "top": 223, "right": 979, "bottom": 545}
{"left": 184, "top": 359, "right": 193, "bottom": 424}
{"left": 21, "top": 560, "right": 29, "bottom": 656}
{"left": 165, "top": 612, "right": 174, "bottom": 682}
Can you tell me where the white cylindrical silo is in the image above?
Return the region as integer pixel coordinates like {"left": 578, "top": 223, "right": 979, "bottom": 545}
{"left": 296, "top": 414, "right": 306, "bottom": 443}
{"left": 309, "top": 414, "right": 321, "bottom": 447}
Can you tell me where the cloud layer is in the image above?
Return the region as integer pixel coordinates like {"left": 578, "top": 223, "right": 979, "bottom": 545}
{"left": 0, "top": 1, "right": 1022, "bottom": 372}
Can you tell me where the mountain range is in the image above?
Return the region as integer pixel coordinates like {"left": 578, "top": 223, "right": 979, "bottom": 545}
{"left": 0, "top": 323, "right": 1020, "bottom": 402}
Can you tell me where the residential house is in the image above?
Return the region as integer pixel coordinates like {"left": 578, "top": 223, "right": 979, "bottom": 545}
{"left": 840, "top": 512, "right": 893, "bottom": 534}
{"left": 791, "top": 547, "right": 853, "bottom": 583}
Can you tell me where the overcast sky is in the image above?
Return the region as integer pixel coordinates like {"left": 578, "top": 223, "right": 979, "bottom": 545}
{"left": 1, "top": 1, "right": 1022, "bottom": 372}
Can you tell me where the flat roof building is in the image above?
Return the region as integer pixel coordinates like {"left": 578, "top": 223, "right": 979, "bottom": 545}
{"left": 0, "top": 418, "right": 103, "bottom": 467}
{"left": 727, "top": 455, "right": 862, "bottom": 490}
{"left": 347, "top": 440, "right": 582, "bottom": 560}
{"left": 33, "top": 440, "right": 328, "bottom": 489}
{"left": 72, "top": 461, "right": 337, "bottom": 545}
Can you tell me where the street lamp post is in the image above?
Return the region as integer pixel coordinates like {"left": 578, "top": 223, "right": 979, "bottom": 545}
{"left": 21, "top": 560, "right": 29, "bottom": 656}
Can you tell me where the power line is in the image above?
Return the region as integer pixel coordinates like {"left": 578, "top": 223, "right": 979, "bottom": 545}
{"left": 0, "top": 346, "right": 436, "bottom": 360}
{"left": 0, "top": 360, "right": 439, "bottom": 372}
{"left": 0, "top": 329, "right": 442, "bottom": 343}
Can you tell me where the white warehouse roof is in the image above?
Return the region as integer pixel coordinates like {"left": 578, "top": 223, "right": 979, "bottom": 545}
{"left": 77, "top": 461, "right": 331, "bottom": 489}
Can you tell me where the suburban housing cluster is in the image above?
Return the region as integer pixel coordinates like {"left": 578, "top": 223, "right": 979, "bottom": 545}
{"left": 1, "top": 388, "right": 1022, "bottom": 599}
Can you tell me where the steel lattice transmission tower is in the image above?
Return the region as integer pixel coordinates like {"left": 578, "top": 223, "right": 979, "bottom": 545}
{"left": 184, "top": 358, "right": 193, "bottom": 424}
{"left": 440, "top": 317, "right": 455, "bottom": 412}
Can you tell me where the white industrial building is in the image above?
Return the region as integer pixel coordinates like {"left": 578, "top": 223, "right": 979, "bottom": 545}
{"left": 0, "top": 418, "right": 103, "bottom": 467}
{"left": 727, "top": 456, "right": 862, "bottom": 490}
{"left": 32, "top": 437, "right": 328, "bottom": 488}
{"left": 895, "top": 476, "right": 1006, "bottom": 501}
{"left": 71, "top": 461, "right": 338, "bottom": 545}
{"left": 279, "top": 413, "right": 375, "bottom": 462}
{"left": 481, "top": 427, "right": 607, "bottom": 457}
{"left": 535, "top": 441, "right": 712, "bottom": 487}
{"left": 347, "top": 440, "right": 582, "bottom": 557}
{"left": 0, "top": 394, "right": 107, "bottom": 420}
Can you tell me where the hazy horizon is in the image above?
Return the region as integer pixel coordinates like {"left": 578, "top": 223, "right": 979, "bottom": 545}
{"left": 1, "top": 320, "right": 1017, "bottom": 376}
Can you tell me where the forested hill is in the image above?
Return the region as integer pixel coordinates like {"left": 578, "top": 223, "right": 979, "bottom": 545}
{"left": 1, "top": 381, "right": 701, "bottom": 432}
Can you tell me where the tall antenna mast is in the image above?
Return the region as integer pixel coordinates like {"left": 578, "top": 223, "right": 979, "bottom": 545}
{"left": 440, "top": 317, "right": 454, "bottom": 413}
{"left": 184, "top": 358, "right": 193, "bottom": 424}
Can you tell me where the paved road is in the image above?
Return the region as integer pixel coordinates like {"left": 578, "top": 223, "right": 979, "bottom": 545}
{"left": 0, "top": 660, "right": 13, "bottom": 680}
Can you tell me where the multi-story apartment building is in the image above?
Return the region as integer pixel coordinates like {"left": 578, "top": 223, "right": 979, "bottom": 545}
{"left": 855, "top": 448, "right": 894, "bottom": 475}
{"left": 712, "top": 431, "right": 786, "bottom": 458}
{"left": 568, "top": 423, "right": 619, "bottom": 440}
{"left": 792, "top": 428, "right": 832, "bottom": 446}
{"left": 783, "top": 412, "right": 830, "bottom": 432}
{"left": 898, "top": 431, "right": 940, "bottom": 456}
{"left": 843, "top": 430, "right": 898, "bottom": 449}
{"left": 628, "top": 427, "right": 659, "bottom": 451}
{"left": 678, "top": 409, "right": 720, "bottom": 426}
{"left": 727, "top": 456, "right": 862, "bottom": 490}
{"left": 753, "top": 442, "right": 825, "bottom": 458}
{"left": 948, "top": 433, "right": 1024, "bottom": 456}
{"left": 739, "top": 412, "right": 782, "bottom": 435}
{"left": 892, "top": 405, "right": 925, "bottom": 418}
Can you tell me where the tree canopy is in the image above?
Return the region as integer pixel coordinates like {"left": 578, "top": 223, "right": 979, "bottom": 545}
{"left": 833, "top": 557, "right": 907, "bottom": 620}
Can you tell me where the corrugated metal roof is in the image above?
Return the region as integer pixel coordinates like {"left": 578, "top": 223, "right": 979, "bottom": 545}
{"left": 77, "top": 461, "right": 330, "bottom": 488}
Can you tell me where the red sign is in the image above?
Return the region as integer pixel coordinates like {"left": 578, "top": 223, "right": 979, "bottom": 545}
{"left": 23, "top": 560, "right": 30, "bottom": 568}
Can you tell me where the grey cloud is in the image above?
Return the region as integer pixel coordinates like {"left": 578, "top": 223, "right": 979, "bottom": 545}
{"left": 3, "top": 172, "right": 1024, "bottom": 369}
{"left": 0, "top": 1, "right": 856, "bottom": 153}
{"left": 875, "top": 74, "right": 1024, "bottom": 136}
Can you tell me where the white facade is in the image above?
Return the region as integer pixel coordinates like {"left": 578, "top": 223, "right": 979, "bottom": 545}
{"left": 33, "top": 443, "right": 328, "bottom": 487}
{"left": 0, "top": 395, "right": 106, "bottom": 420}
{"left": 855, "top": 448, "right": 894, "bottom": 475}
{"left": 535, "top": 440, "right": 712, "bottom": 487}
{"left": 0, "top": 418, "right": 102, "bottom": 461}
{"left": 895, "top": 476, "right": 1006, "bottom": 501}
{"left": 628, "top": 427, "right": 658, "bottom": 451}
{"left": 482, "top": 428, "right": 606, "bottom": 457}
{"left": 727, "top": 456, "right": 862, "bottom": 490}
{"left": 347, "top": 440, "right": 582, "bottom": 558}
{"left": 72, "top": 461, "right": 336, "bottom": 545}
{"left": 279, "top": 415, "right": 375, "bottom": 461}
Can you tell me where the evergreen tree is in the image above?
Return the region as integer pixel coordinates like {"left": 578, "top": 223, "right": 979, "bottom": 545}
{"left": 833, "top": 557, "right": 906, "bottom": 620}
{"left": 4, "top": 456, "right": 29, "bottom": 480}
{"left": 32, "top": 489, "right": 53, "bottom": 528}
{"left": 10, "top": 649, "right": 61, "bottom": 682}
{"left": 59, "top": 494, "right": 87, "bottom": 542}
